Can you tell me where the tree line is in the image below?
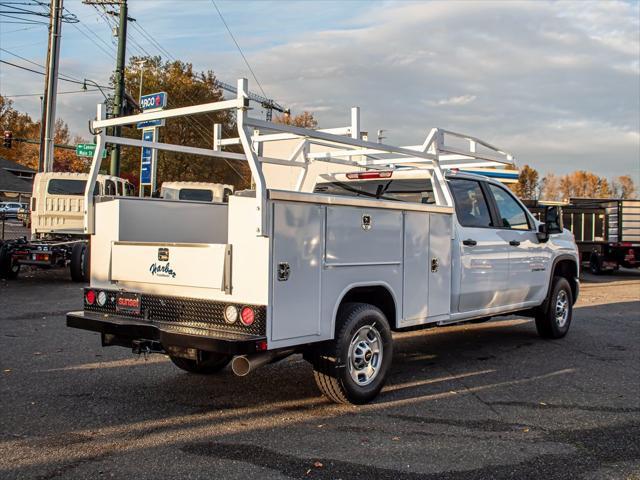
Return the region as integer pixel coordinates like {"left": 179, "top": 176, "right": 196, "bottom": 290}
{"left": 0, "top": 95, "right": 86, "bottom": 172}
{"left": 511, "top": 165, "right": 636, "bottom": 201}
{"left": 1, "top": 56, "right": 316, "bottom": 189}
{"left": 2, "top": 56, "right": 634, "bottom": 200}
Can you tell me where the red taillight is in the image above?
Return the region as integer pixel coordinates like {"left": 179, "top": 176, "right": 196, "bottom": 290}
{"left": 85, "top": 290, "right": 96, "bottom": 305}
{"left": 346, "top": 171, "right": 392, "bottom": 180}
{"left": 256, "top": 340, "right": 268, "bottom": 351}
{"left": 240, "top": 307, "right": 255, "bottom": 326}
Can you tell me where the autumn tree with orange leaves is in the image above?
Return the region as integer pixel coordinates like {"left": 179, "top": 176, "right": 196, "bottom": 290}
{"left": 0, "top": 95, "right": 86, "bottom": 172}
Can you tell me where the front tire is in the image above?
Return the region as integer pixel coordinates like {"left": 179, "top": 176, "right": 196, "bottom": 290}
{"left": 169, "top": 352, "right": 231, "bottom": 374}
{"left": 535, "top": 276, "right": 573, "bottom": 339}
{"left": 310, "top": 302, "right": 393, "bottom": 404}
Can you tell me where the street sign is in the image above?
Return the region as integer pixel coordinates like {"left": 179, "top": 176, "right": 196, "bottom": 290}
{"left": 137, "top": 119, "right": 164, "bottom": 129}
{"left": 136, "top": 91, "right": 168, "bottom": 130}
{"left": 140, "top": 129, "right": 155, "bottom": 185}
{"left": 139, "top": 92, "right": 167, "bottom": 111}
{"left": 76, "top": 143, "right": 106, "bottom": 159}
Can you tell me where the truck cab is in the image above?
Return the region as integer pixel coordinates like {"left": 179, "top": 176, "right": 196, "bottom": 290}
{"left": 160, "top": 182, "right": 234, "bottom": 203}
{"left": 0, "top": 172, "right": 134, "bottom": 282}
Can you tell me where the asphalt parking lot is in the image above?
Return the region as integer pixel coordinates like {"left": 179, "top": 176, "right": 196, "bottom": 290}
{"left": 1, "top": 268, "right": 639, "bottom": 479}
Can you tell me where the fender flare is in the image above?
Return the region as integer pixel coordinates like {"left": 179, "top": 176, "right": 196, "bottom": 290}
{"left": 543, "top": 253, "right": 579, "bottom": 304}
{"left": 331, "top": 281, "right": 399, "bottom": 338}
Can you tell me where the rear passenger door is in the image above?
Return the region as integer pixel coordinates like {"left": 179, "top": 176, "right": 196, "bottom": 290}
{"left": 485, "top": 183, "right": 551, "bottom": 305}
{"left": 449, "top": 178, "right": 510, "bottom": 314}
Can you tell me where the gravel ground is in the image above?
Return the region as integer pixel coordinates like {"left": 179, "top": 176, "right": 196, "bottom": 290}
{"left": 0, "top": 269, "right": 639, "bottom": 479}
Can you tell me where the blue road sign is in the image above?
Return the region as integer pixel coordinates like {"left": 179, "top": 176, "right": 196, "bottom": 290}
{"left": 140, "top": 92, "right": 167, "bottom": 111}
{"left": 137, "top": 118, "right": 164, "bottom": 129}
{"left": 137, "top": 92, "right": 167, "bottom": 129}
{"left": 140, "top": 129, "right": 154, "bottom": 185}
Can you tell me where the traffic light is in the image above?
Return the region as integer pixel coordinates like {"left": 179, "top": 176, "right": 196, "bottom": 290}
{"left": 3, "top": 131, "right": 12, "bottom": 148}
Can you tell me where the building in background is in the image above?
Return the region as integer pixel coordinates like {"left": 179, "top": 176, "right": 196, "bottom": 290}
{"left": 0, "top": 157, "right": 35, "bottom": 202}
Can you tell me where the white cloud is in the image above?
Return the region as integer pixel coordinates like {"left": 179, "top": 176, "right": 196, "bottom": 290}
{"left": 428, "top": 95, "right": 477, "bottom": 107}
{"left": 8, "top": 0, "right": 637, "bottom": 183}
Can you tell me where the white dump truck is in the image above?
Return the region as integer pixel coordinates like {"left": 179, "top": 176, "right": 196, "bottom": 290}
{"left": 67, "top": 80, "right": 579, "bottom": 404}
{"left": 160, "top": 181, "right": 234, "bottom": 203}
{"left": 0, "top": 172, "right": 133, "bottom": 281}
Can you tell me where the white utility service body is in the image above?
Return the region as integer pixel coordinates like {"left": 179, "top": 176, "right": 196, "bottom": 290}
{"left": 68, "top": 79, "right": 580, "bottom": 404}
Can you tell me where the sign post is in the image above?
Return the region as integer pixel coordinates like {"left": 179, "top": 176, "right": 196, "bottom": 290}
{"left": 137, "top": 92, "right": 167, "bottom": 196}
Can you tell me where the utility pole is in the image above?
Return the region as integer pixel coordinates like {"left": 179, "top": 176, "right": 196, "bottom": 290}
{"left": 83, "top": 0, "right": 129, "bottom": 176}
{"left": 111, "top": 0, "right": 128, "bottom": 176}
{"left": 39, "top": 0, "right": 64, "bottom": 173}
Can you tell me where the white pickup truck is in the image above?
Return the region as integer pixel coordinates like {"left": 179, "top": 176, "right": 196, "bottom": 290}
{"left": 67, "top": 80, "right": 579, "bottom": 404}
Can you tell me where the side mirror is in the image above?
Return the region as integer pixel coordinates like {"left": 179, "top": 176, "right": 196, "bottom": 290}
{"left": 544, "top": 205, "right": 563, "bottom": 234}
{"left": 537, "top": 223, "right": 549, "bottom": 243}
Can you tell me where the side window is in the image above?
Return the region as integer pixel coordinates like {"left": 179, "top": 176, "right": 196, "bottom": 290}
{"left": 105, "top": 180, "right": 116, "bottom": 196}
{"left": 488, "top": 184, "right": 531, "bottom": 230}
{"left": 449, "top": 179, "right": 493, "bottom": 228}
{"left": 117, "top": 181, "right": 124, "bottom": 196}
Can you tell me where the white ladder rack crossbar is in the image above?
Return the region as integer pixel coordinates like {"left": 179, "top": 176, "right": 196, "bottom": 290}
{"left": 82, "top": 78, "right": 515, "bottom": 237}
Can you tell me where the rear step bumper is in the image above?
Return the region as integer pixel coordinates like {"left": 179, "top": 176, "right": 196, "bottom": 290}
{"left": 67, "top": 311, "right": 266, "bottom": 355}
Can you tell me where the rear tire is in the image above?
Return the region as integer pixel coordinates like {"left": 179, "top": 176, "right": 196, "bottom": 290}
{"left": 70, "top": 243, "right": 87, "bottom": 282}
{"left": 589, "top": 254, "right": 603, "bottom": 275}
{"left": 0, "top": 244, "right": 20, "bottom": 279}
{"left": 535, "top": 276, "right": 573, "bottom": 339}
{"left": 169, "top": 353, "right": 231, "bottom": 374}
{"left": 309, "top": 302, "right": 393, "bottom": 404}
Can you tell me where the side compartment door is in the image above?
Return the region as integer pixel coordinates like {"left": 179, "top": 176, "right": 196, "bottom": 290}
{"left": 271, "top": 202, "right": 323, "bottom": 343}
{"left": 449, "top": 178, "right": 510, "bottom": 313}
{"left": 401, "top": 212, "right": 430, "bottom": 325}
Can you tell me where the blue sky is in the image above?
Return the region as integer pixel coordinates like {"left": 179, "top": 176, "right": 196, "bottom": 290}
{"left": 1, "top": 0, "right": 638, "bottom": 181}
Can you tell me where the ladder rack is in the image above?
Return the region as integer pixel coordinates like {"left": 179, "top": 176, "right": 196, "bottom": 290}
{"left": 83, "top": 78, "right": 516, "bottom": 236}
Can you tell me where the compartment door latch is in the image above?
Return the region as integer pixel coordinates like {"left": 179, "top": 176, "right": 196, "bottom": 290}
{"left": 278, "top": 262, "right": 290, "bottom": 281}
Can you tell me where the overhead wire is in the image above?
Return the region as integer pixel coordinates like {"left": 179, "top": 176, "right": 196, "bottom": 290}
{"left": 209, "top": 0, "right": 268, "bottom": 99}
{"left": 5, "top": 89, "right": 101, "bottom": 97}
{"left": 0, "top": 59, "right": 113, "bottom": 89}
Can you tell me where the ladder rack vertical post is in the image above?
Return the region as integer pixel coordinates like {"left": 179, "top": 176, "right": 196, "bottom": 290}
{"left": 213, "top": 123, "right": 221, "bottom": 151}
{"left": 351, "top": 107, "right": 360, "bottom": 140}
{"left": 236, "top": 78, "right": 268, "bottom": 236}
{"left": 84, "top": 103, "right": 106, "bottom": 234}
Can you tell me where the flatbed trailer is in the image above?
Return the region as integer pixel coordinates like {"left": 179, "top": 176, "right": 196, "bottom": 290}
{"left": 524, "top": 198, "right": 640, "bottom": 273}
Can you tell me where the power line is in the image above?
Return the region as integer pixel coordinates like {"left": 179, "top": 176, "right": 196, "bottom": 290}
{"left": 0, "top": 47, "right": 83, "bottom": 83}
{"left": 209, "top": 0, "right": 268, "bottom": 99}
{"left": 5, "top": 88, "right": 101, "bottom": 97}
{"left": 0, "top": 58, "right": 113, "bottom": 89}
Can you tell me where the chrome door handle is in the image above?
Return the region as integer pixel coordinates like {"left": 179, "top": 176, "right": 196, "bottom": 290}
{"left": 463, "top": 239, "right": 477, "bottom": 246}
{"left": 509, "top": 240, "right": 520, "bottom": 246}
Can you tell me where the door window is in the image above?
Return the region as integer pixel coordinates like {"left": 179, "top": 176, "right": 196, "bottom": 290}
{"left": 449, "top": 179, "right": 493, "bottom": 228}
{"left": 488, "top": 184, "right": 531, "bottom": 230}
{"left": 105, "top": 180, "right": 116, "bottom": 196}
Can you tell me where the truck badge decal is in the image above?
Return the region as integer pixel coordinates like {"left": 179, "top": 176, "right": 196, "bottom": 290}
{"left": 362, "top": 214, "right": 372, "bottom": 231}
{"left": 149, "top": 262, "right": 176, "bottom": 278}
{"left": 158, "top": 248, "right": 169, "bottom": 261}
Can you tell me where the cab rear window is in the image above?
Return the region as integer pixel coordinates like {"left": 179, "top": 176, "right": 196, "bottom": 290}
{"left": 314, "top": 179, "right": 435, "bottom": 204}
{"left": 178, "top": 189, "right": 214, "bottom": 202}
{"left": 47, "top": 179, "right": 100, "bottom": 196}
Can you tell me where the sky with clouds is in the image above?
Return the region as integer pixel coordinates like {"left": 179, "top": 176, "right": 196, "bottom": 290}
{"left": 0, "top": 0, "right": 638, "bottom": 181}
